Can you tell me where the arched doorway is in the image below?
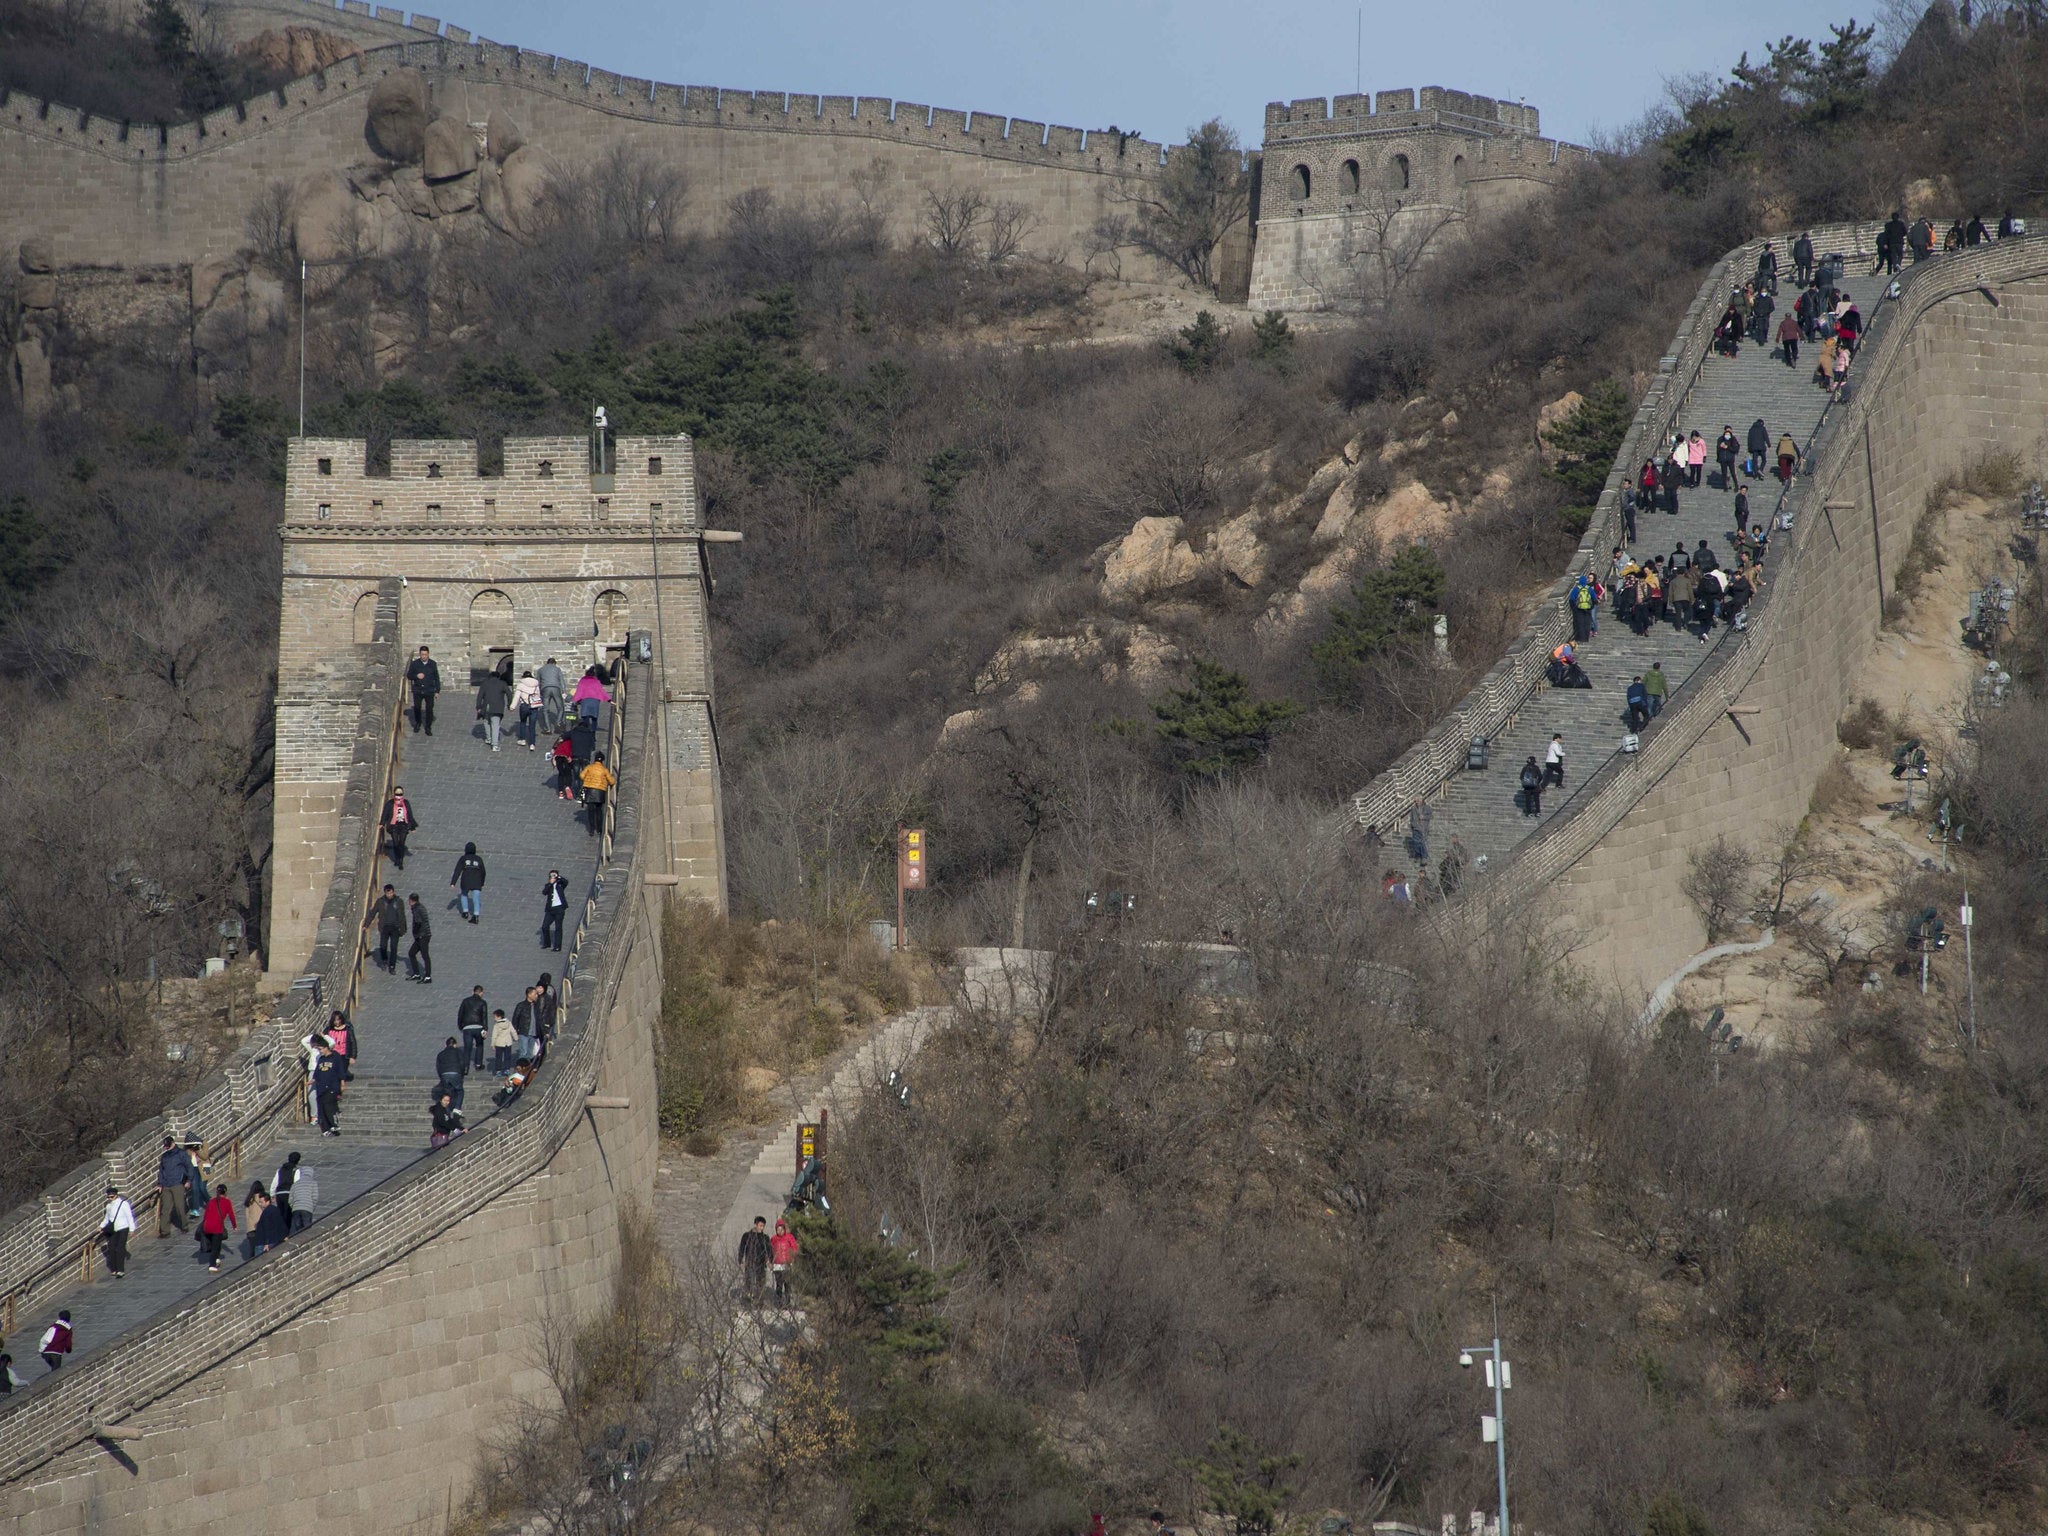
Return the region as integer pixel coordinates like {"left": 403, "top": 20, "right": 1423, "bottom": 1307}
{"left": 594, "top": 589, "right": 630, "bottom": 664}
{"left": 351, "top": 590, "right": 378, "bottom": 645}
{"left": 469, "top": 589, "right": 514, "bottom": 681}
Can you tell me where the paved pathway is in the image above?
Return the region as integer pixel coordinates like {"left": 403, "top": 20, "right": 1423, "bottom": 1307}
{"left": 1412, "top": 259, "right": 1868, "bottom": 882}
{"left": 352, "top": 704, "right": 602, "bottom": 1128}
{"left": 1, "top": 697, "right": 602, "bottom": 1390}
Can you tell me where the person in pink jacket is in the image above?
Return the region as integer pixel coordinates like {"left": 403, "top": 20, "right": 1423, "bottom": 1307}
{"left": 1686, "top": 430, "right": 1707, "bottom": 488}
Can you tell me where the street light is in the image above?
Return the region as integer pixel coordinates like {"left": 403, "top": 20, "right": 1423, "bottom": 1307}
{"left": 1457, "top": 1308, "right": 1513, "bottom": 1536}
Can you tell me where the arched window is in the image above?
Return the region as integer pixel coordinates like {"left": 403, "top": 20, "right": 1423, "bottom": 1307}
{"left": 1342, "top": 159, "right": 1360, "bottom": 195}
{"left": 1453, "top": 154, "right": 1466, "bottom": 183}
{"left": 1289, "top": 163, "right": 1311, "bottom": 200}
{"left": 1391, "top": 153, "right": 1411, "bottom": 190}
{"left": 468, "top": 589, "right": 515, "bottom": 680}
{"left": 351, "top": 591, "right": 378, "bottom": 645}
{"left": 594, "top": 589, "right": 630, "bottom": 653}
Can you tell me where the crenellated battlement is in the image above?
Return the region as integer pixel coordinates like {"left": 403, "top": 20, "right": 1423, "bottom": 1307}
{"left": 1263, "top": 86, "right": 1540, "bottom": 136}
{"left": 282, "top": 434, "right": 703, "bottom": 530}
{"left": 1, "top": 34, "right": 1179, "bottom": 175}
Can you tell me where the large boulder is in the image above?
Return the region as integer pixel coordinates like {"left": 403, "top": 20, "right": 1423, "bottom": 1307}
{"left": 429, "top": 172, "right": 478, "bottom": 216}
{"left": 238, "top": 26, "right": 361, "bottom": 76}
{"left": 1102, "top": 516, "right": 1201, "bottom": 601}
{"left": 245, "top": 271, "right": 288, "bottom": 331}
{"left": 291, "top": 170, "right": 358, "bottom": 263}
{"left": 1209, "top": 510, "right": 1269, "bottom": 587}
{"left": 17, "top": 238, "right": 53, "bottom": 273}
{"left": 485, "top": 110, "right": 525, "bottom": 164}
{"left": 496, "top": 145, "right": 553, "bottom": 235}
{"left": 16, "top": 273, "right": 58, "bottom": 309}
{"left": 190, "top": 254, "right": 239, "bottom": 312}
{"left": 365, "top": 69, "right": 429, "bottom": 163}
{"left": 422, "top": 115, "right": 477, "bottom": 182}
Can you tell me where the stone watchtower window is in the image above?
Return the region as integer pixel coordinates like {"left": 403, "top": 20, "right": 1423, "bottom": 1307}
{"left": 647, "top": 456, "right": 663, "bottom": 476}
{"left": 1391, "top": 153, "right": 1411, "bottom": 190}
{"left": 316, "top": 457, "right": 332, "bottom": 476}
{"left": 427, "top": 462, "right": 442, "bottom": 478}
{"left": 1342, "top": 159, "right": 1360, "bottom": 195}
{"left": 538, "top": 460, "right": 554, "bottom": 478}
{"left": 1289, "top": 163, "right": 1311, "bottom": 200}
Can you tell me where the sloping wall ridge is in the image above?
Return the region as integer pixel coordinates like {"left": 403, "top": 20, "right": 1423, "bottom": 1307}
{"left": 0, "top": 657, "right": 655, "bottom": 1487}
{"left": 0, "top": 32, "right": 1191, "bottom": 174}
{"left": 1347, "top": 221, "right": 1882, "bottom": 839}
{"left": 1487, "top": 235, "right": 2048, "bottom": 912}
{"left": 0, "top": 583, "right": 402, "bottom": 1358}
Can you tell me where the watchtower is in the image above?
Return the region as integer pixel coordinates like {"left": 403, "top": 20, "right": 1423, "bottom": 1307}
{"left": 1249, "top": 87, "right": 1583, "bottom": 311}
{"left": 268, "top": 431, "right": 727, "bottom": 974}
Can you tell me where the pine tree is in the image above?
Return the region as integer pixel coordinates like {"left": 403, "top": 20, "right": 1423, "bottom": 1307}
{"left": 1153, "top": 661, "right": 1301, "bottom": 776}
{"left": 1165, "top": 309, "right": 1227, "bottom": 373}
{"left": 1311, "top": 542, "right": 1447, "bottom": 689}
{"left": 1542, "top": 378, "right": 1633, "bottom": 506}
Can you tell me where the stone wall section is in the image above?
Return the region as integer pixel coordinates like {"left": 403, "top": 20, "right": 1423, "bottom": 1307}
{"left": 268, "top": 432, "right": 723, "bottom": 975}
{"left": 1501, "top": 246, "right": 2048, "bottom": 991}
{"left": 0, "top": 658, "right": 665, "bottom": 1535}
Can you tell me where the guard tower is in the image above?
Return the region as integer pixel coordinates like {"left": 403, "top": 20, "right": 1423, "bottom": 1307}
{"left": 268, "top": 431, "right": 728, "bottom": 974}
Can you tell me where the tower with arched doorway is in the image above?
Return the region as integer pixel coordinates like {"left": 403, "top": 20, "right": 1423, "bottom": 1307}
{"left": 268, "top": 432, "right": 730, "bottom": 975}
{"left": 1247, "top": 86, "right": 1587, "bottom": 312}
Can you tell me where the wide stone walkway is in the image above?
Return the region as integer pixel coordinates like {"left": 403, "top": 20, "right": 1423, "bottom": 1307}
{"left": 1412, "top": 243, "right": 1874, "bottom": 881}
{"left": 1, "top": 690, "right": 602, "bottom": 1389}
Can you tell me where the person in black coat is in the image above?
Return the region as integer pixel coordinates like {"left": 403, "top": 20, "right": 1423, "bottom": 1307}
{"left": 368, "top": 883, "right": 406, "bottom": 973}
{"left": 451, "top": 842, "right": 486, "bottom": 923}
{"left": 404, "top": 647, "right": 441, "bottom": 735}
{"left": 435, "top": 1035, "right": 467, "bottom": 1108}
{"left": 312, "top": 1043, "right": 344, "bottom": 1136}
{"left": 457, "top": 986, "right": 489, "bottom": 1070}
{"left": 476, "top": 669, "right": 512, "bottom": 752}
{"left": 1746, "top": 418, "right": 1771, "bottom": 476}
{"left": 1792, "top": 230, "right": 1814, "bottom": 285}
{"left": 381, "top": 787, "right": 419, "bottom": 868}
{"left": 540, "top": 869, "right": 569, "bottom": 952}
{"left": 248, "top": 1193, "right": 290, "bottom": 1257}
{"left": 406, "top": 894, "right": 433, "bottom": 984}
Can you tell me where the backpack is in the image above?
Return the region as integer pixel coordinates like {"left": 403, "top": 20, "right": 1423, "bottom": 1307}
{"left": 1520, "top": 763, "right": 1541, "bottom": 790}
{"left": 1573, "top": 584, "right": 1593, "bottom": 610}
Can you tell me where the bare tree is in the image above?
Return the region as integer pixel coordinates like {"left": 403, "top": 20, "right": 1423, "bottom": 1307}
{"left": 922, "top": 187, "right": 988, "bottom": 256}
{"left": 1680, "top": 834, "right": 1756, "bottom": 941}
{"left": 982, "top": 200, "right": 1037, "bottom": 264}
{"left": 1111, "top": 118, "right": 1249, "bottom": 291}
{"left": 1084, "top": 214, "right": 1133, "bottom": 279}
{"left": 1335, "top": 187, "right": 1466, "bottom": 312}
{"left": 244, "top": 180, "right": 296, "bottom": 274}
{"left": 590, "top": 144, "right": 689, "bottom": 250}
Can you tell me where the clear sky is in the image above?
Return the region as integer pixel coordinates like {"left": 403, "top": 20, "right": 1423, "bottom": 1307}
{"left": 445, "top": 0, "right": 1887, "bottom": 147}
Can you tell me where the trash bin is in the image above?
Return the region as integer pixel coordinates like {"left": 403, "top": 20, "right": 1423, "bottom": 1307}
{"left": 1467, "top": 735, "right": 1489, "bottom": 770}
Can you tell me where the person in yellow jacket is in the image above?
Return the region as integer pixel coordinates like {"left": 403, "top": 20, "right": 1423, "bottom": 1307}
{"left": 579, "top": 753, "right": 616, "bottom": 838}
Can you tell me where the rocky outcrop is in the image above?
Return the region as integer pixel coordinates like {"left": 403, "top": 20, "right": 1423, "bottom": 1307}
{"left": 422, "top": 116, "right": 478, "bottom": 183}
{"left": 237, "top": 26, "right": 362, "bottom": 77}
{"left": 292, "top": 170, "right": 358, "bottom": 263}
{"left": 1535, "top": 390, "right": 1583, "bottom": 463}
{"left": 1102, "top": 516, "right": 1201, "bottom": 600}
{"left": 365, "top": 69, "right": 430, "bottom": 164}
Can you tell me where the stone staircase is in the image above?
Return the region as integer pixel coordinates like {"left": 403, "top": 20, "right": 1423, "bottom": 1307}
{"left": 330, "top": 1074, "right": 475, "bottom": 1145}
{"left": 1408, "top": 289, "right": 1850, "bottom": 882}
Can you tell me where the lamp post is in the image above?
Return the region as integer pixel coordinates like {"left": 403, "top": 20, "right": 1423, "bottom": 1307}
{"left": 1458, "top": 1309, "right": 1513, "bottom": 1536}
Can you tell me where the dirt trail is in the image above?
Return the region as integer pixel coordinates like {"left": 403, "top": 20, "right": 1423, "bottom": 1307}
{"left": 1670, "top": 490, "right": 2024, "bottom": 1047}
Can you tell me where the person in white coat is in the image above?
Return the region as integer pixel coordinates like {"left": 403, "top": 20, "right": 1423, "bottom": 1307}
{"left": 101, "top": 1186, "right": 136, "bottom": 1278}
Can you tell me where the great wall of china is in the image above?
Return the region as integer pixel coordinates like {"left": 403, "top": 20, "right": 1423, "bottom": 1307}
{"left": 6, "top": 5, "right": 2048, "bottom": 1529}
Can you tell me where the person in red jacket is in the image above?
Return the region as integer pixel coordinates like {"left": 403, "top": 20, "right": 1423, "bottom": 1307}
{"left": 770, "top": 1217, "right": 801, "bottom": 1307}
{"left": 200, "top": 1183, "right": 238, "bottom": 1272}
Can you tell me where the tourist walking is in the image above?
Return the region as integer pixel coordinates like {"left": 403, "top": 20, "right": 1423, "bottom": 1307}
{"left": 580, "top": 753, "right": 616, "bottom": 837}
{"left": 101, "top": 1185, "right": 136, "bottom": 1278}
{"left": 1645, "top": 662, "right": 1669, "bottom": 718}
{"left": 490, "top": 1008, "right": 517, "bottom": 1074}
{"left": 1777, "top": 432, "right": 1798, "bottom": 483}
{"left": 39, "top": 1311, "right": 73, "bottom": 1372}
{"left": 572, "top": 667, "right": 612, "bottom": 725}
{"left": 535, "top": 972, "right": 559, "bottom": 1043}
{"left": 404, "top": 646, "right": 440, "bottom": 735}
{"left": 281, "top": 1154, "right": 316, "bottom": 1233}
{"left": 1686, "top": 430, "right": 1706, "bottom": 487}
{"left": 271, "top": 1151, "right": 302, "bottom": 1230}
{"left": 770, "top": 1217, "right": 800, "bottom": 1306}
{"left": 1543, "top": 733, "right": 1566, "bottom": 790}
{"left": 512, "top": 986, "right": 539, "bottom": 1056}
{"left": 436, "top": 1035, "right": 468, "bottom": 1109}
{"left": 157, "top": 1135, "right": 194, "bottom": 1236}
{"left": 248, "top": 1191, "right": 289, "bottom": 1258}
{"left": 407, "top": 893, "right": 433, "bottom": 983}
{"left": 201, "top": 1185, "right": 236, "bottom": 1270}
{"left": 541, "top": 869, "right": 569, "bottom": 951}
{"left": 1792, "top": 230, "right": 1814, "bottom": 285}
{"left": 451, "top": 842, "right": 487, "bottom": 923}
{"left": 1519, "top": 755, "right": 1543, "bottom": 817}
{"left": 382, "top": 785, "right": 419, "bottom": 869}
{"left": 458, "top": 986, "right": 490, "bottom": 1070}
{"left": 369, "top": 882, "right": 406, "bottom": 973}
{"left": 537, "top": 657, "right": 567, "bottom": 733}
{"left": 514, "top": 669, "right": 542, "bottom": 750}
{"left": 1776, "top": 311, "right": 1800, "bottom": 368}
{"left": 738, "top": 1216, "right": 772, "bottom": 1306}
{"left": 313, "top": 1040, "right": 344, "bottom": 1136}
{"left": 476, "top": 666, "right": 511, "bottom": 752}
{"left": 1715, "top": 426, "right": 1738, "bottom": 488}
{"left": 1745, "top": 418, "right": 1770, "bottom": 478}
